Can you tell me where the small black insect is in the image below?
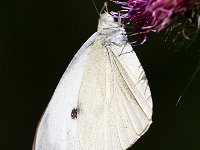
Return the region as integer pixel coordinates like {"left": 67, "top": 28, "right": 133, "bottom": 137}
{"left": 71, "top": 107, "right": 79, "bottom": 119}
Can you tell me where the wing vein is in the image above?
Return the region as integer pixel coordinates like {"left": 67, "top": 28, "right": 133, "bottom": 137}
{"left": 109, "top": 49, "right": 150, "bottom": 119}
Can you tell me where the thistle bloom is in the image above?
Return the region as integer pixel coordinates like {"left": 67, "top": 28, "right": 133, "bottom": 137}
{"left": 112, "top": 0, "right": 194, "bottom": 44}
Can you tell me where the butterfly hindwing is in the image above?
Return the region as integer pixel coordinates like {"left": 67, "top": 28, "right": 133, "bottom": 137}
{"left": 77, "top": 40, "right": 152, "bottom": 150}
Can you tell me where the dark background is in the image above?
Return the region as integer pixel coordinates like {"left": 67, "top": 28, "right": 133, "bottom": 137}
{"left": 1, "top": 0, "right": 200, "bottom": 149}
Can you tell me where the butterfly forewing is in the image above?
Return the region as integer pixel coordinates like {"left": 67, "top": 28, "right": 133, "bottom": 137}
{"left": 33, "top": 33, "right": 98, "bottom": 150}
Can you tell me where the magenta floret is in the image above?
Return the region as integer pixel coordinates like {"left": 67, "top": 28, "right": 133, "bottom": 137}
{"left": 112, "top": 0, "right": 194, "bottom": 44}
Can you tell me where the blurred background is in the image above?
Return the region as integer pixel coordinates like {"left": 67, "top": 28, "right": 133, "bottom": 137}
{"left": 0, "top": 0, "right": 200, "bottom": 149}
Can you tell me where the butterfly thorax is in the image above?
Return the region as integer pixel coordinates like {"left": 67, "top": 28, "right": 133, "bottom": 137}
{"left": 97, "top": 13, "right": 127, "bottom": 46}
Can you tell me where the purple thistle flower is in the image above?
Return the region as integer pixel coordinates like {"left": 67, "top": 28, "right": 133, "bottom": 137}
{"left": 111, "top": 0, "right": 194, "bottom": 44}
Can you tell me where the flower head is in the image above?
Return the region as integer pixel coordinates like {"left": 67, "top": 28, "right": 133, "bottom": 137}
{"left": 112, "top": 0, "right": 194, "bottom": 44}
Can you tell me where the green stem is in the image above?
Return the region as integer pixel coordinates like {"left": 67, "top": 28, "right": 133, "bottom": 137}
{"left": 176, "top": 52, "right": 200, "bottom": 105}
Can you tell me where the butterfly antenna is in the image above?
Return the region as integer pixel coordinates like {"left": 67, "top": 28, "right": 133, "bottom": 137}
{"left": 91, "top": 0, "right": 100, "bottom": 15}
{"left": 100, "top": 2, "right": 108, "bottom": 14}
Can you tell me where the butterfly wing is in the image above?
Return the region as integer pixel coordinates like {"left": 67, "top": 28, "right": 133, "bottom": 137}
{"left": 111, "top": 43, "right": 153, "bottom": 114}
{"left": 77, "top": 41, "right": 152, "bottom": 150}
{"left": 33, "top": 33, "right": 98, "bottom": 150}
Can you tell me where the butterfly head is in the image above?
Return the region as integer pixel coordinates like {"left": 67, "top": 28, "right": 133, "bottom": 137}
{"left": 98, "top": 13, "right": 120, "bottom": 31}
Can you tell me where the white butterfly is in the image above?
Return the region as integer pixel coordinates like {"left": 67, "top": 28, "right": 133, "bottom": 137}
{"left": 33, "top": 12, "right": 153, "bottom": 150}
